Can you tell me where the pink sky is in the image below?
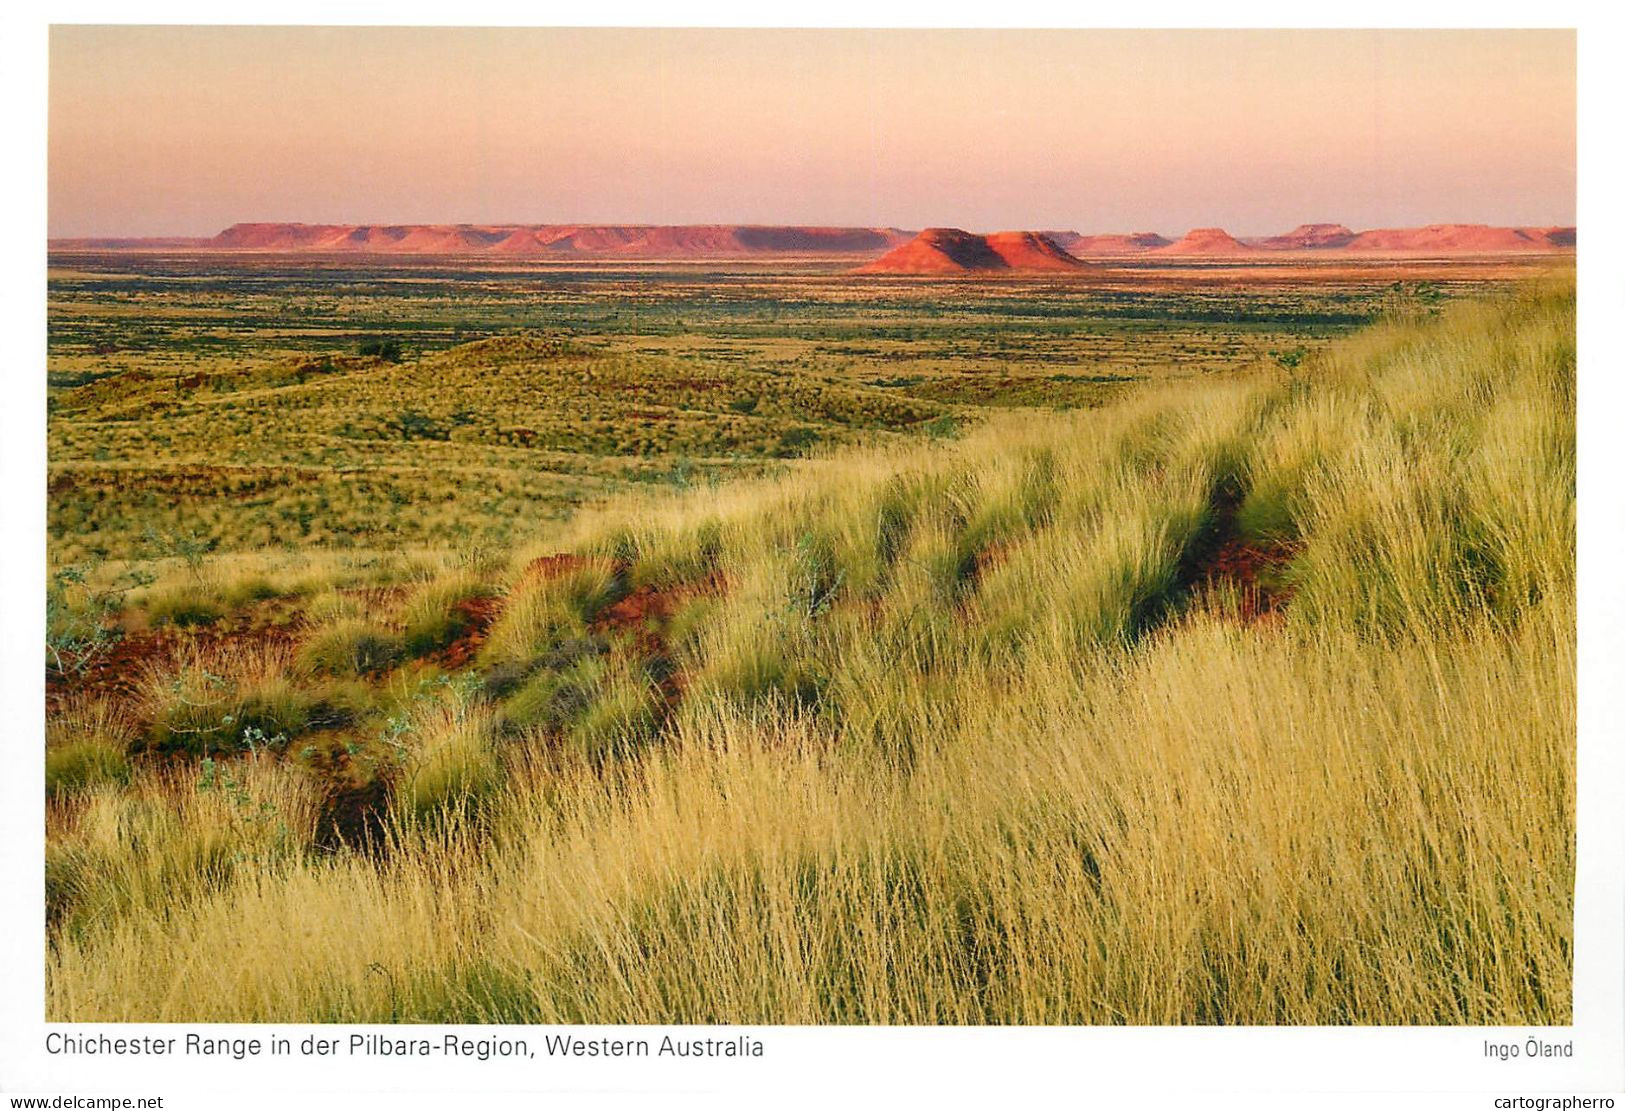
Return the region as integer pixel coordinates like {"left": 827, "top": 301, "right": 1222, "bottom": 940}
{"left": 48, "top": 27, "right": 1575, "bottom": 238}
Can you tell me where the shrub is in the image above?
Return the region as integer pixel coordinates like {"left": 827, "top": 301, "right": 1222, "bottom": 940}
{"left": 479, "top": 560, "right": 618, "bottom": 669}
{"left": 145, "top": 584, "right": 222, "bottom": 628}
{"left": 46, "top": 563, "right": 143, "bottom": 675}
{"left": 400, "top": 576, "right": 495, "bottom": 658}
{"left": 358, "top": 338, "right": 404, "bottom": 362}
{"left": 46, "top": 740, "right": 131, "bottom": 797}
{"left": 297, "top": 619, "right": 403, "bottom": 676}
{"left": 139, "top": 646, "right": 314, "bottom": 754}
{"left": 392, "top": 703, "right": 502, "bottom": 823}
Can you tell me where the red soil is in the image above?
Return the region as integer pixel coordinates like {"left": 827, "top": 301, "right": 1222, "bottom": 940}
{"left": 430, "top": 595, "right": 504, "bottom": 671}
{"left": 588, "top": 572, "right": 726, "bottom": 700}
{"left": 1197, "top": 536, "right": 1298, "bottom": 622}
{"left": 590, "top": 586, "right": 680, "bottom": 655}
{"left": 46, "top": 616, "right": 301, "bottom": 710}
{"left": 590, "top": 572, "right": 724, "bottom": 645}
{"left": 521, "top": 553, "right": 594, "bottom": 581}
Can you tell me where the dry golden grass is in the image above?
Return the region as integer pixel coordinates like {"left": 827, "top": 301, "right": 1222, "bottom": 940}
{"left": 44, "top": 283, "right": 1574, "bottom": 1024}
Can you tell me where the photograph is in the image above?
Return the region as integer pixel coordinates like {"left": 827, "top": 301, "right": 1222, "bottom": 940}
{"left": 6, "top": 12, "right": 1620, "bottom": 1108}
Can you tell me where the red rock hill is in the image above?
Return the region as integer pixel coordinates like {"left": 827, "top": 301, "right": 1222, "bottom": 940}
{"left": 1254, "top": 224, "right": 1357, "bottom": 250}
{"left": 855, "top": 228, "right": 1086, "bottom": 274}
{"left": 198, "top": 223, "right": 913, "bottom": 257}
{"left": 1055, "top": 232, "right": 1173, "bottom": 255}
{"left": 1343, "top": 224, "right": 1574, "bottom": 252}
{"left": 1154, "top": 227, "right": 1258, "bottom": 255}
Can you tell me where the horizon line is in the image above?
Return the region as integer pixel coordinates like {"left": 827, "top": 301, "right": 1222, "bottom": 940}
{"left": 49, "top": 217, "right": 1581, "bottom": 242}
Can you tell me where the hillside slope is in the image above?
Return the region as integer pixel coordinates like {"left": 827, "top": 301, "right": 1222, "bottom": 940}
{"left": 855, "top": 228, "right": 1085, "bottom": 274}
{"left": 180, "top": 222, "right": 914, "bottom": 257}
{"left": 46, "top": 284, "right": 1575, "bottom": 1024}
{"left": 1155, "top": 227, "right": 1258, "bottom": 255}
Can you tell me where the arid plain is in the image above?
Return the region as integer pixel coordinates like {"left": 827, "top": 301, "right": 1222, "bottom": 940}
{"left": 44, "top": 225, "right": 1575, "bottom": 1024}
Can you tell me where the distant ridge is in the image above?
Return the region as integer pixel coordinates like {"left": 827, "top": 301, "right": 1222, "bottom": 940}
{"left": 49, "top": 221, "right": 1576, "bottom": 258}
{"left": 1248, "top": 223, "right": 1357, "bottom": 250}
{"left": 1050, "top": 231, "right": 1172, "bottom": 254}
{"left": 854, "top": 228, "right": 1086, "bottom": 274}
{"left": 1341, "top": 224, "right": 1575, "bottom": 252}
{"left": 1058, "top": 222, "right": 1575, "bottom": 257}
{"left": 49, "top": 223, "right": 915, "bottom": 257}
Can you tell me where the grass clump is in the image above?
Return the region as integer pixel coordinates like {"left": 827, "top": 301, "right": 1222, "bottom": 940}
{"left": 478, "top": 559, "right": 619, "bottom": 670}
{"left": 46, "top": 699, "right": 135, "bottom": 797}
{"left": 138, "top": 645, "right": 316, "bottom": 754}
{"left": 565, "top": 661, "right": 662, "bottom": 764}
{"left": 297, "top": 618, "right": 402, "bottom": 677}
{"left": 144, "top": 584, "right": 222, "bottom": 628}
{"left": 391, "top": 700, "right": 503, "bottom": 825}
{"left": 46, "top": 756, "right": 322, "bottom": 942}
{"left": 400, "top": 575, "right": 495, "bottom": 658}
{"left": 501, "top": 653, "right": 606, "bottom": 733}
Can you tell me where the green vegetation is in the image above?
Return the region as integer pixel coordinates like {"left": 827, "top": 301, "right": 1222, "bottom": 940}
{"left": 50, "top": 255, "right": 1550, "bottom": 563}
{"left": 43, "top": 275, "right": 1574, "bottom": 1024}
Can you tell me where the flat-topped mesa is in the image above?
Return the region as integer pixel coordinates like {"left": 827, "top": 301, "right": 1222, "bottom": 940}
{"left": 1256, "top": 223, "right": 1357, "bottom": 250}
{"left": 1343, "top": 223, "right": 1575, "bottom": 252}
{"left": 854, "top": 228, "right": 1086, "bottom": 274}
{"left": 196, "top": 223, "right": 915, "bottom": 256}
{"left": 1057, "top": 231, "right": 1172, "bottom": 255}
{"left": 1054, "top": 223, "right": 1574, "bottom": 256}
{"left": 981, "top": 231, "right": 1090, "bottom": 270}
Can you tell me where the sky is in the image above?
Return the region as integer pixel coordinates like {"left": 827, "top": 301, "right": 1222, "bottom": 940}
{"left": 47, "top": 27, "right": 1576, "bottom": 238}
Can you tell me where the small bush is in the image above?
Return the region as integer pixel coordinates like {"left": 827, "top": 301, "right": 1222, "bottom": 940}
{"left": 297, "top": 619, "right": 403, "bottom": 677}
{"left": 222, "top": 575, "right": 279, "bottom": 607}
{"left": 392, "top": 704, "right": 502, "bottom": 823}
{"left": 358, "top": 338, "right": 404, "bottom": 362}
{"left": 145, "top": 585, "right": 222, "bottom": 628}
{"left": 46, "top": 739, "right": 131, "bottom": 797}
{"left": 401, "top": 576, "right": 494, "bottom": 658}
{"left": 502, "top": 654, "right": 607, "bottom": 732}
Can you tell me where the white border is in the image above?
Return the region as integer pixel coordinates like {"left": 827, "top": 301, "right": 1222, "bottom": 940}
{"left": 4, "top": 5, "right": 1620, "bottom": 1106}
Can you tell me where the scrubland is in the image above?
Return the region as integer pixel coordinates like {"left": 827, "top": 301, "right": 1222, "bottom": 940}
{"left": 43, "top": 276, "right": 1574, "bottom": 1023}
{"left": 51, "top": 257, "right": 1491, "bottom": 561}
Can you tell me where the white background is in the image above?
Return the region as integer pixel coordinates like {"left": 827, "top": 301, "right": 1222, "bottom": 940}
{"left": 2, "top": 3, "right": 1620, "bottom": 1107}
